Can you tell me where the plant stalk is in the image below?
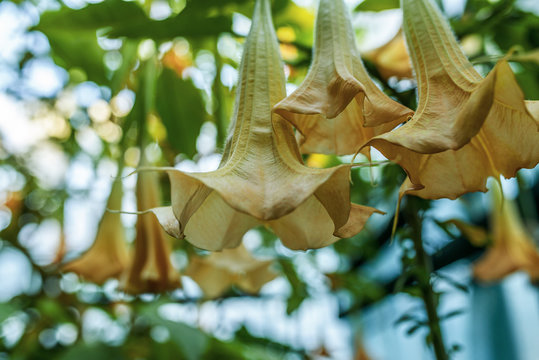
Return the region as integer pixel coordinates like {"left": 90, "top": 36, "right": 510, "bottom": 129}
{"left": 408, "top": 200, "right": 448, "bottom": 360}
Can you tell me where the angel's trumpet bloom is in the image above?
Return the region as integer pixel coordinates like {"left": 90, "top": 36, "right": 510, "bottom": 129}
{"left": 473, "top": 186, "right": 539, "bottom": 282}
{"left": 150, "top": 0, "right": 382, "bottom": 251}
{"left": 364, "top": 0, "right": 539, "bottom": 200}
{"left": 122, "top": 170, "right": 181, "bottom": 294}
{"left": 185, "top": 245, "right": 277, "bottom": 298}
{"left": 273, "top": 0, "right": 412, "bottom": 156}
{"left": 362, "top": 30, "right": 413, "bottom": 80}
{"left": 63, "top": 180, "right": 129, "bottom": 284}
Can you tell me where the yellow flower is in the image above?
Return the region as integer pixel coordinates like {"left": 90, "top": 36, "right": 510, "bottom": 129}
{"left": 63, "top": 179, "right": 129, "bottom": 284}
{"left": 185, "top": 245, "right": 277, "bottom": 298}
{"left": 364, "top": 0, "right": 539, "bottom": 200}
{"left": 473, "top": 186, "right": 539, "bottom": 282}
{"left": 362, "top": 30, "right": 413, "bottom": 80}
{"left": 121, "top": 170, "right": 181, "bottom": 294}
{"left": 148, "top": 0, "right": 382, "bottom": 251}
{"left": 273, "top": 0, "right": 412, "bottom": 156}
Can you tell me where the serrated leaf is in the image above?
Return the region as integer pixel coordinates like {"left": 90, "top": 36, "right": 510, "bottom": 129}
{"left": 156, "top": 68, "right": 205, "bottom": 157}
{"left": 355, "top": 0, "right": 399, "bottom": 12}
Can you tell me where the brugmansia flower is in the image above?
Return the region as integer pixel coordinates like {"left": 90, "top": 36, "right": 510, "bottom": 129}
{"left": 63, "top": 179, "right": 129, "bottom": 284}
{"left": 148, "top": 0, "right": 382, "bottom": 251}
{"left": 362, "top": 30, "right": 413, "bottom": 80}
{"left": 185, "top": 245, "right": 277, "bottom": 298}
{"left": 122, "top": 169, "right": 181, "bottom": 294}
{"left": 473, "top": 186, "right": 539, "bottom": 282}
{"left": 273, "top": 0, "right": 412, "bottom": 156}
{"left": 364, "top": 0, "right": 539, "bottom": 200}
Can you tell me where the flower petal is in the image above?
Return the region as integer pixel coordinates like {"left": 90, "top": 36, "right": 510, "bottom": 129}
{"left": 273, "top": 0, "right": 412, "bottom": 156}
{"left": 365, "top": 0, "right": 539, "bottom": 199}
{"left": 268, "top": 196, "right": 340, "bottom": 250}
{"left": 183, "top": 191, "right": 259, "bottom": 251}
{"left": 63, "top": 180, "right": 129, "bottom": 284}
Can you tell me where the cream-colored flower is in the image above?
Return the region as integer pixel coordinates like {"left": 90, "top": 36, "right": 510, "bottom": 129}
{"left": 362, "top": 30, "right": 413, "bottom": 80}
{"left": 273, "top": 0, "right": 412, "bottom": 156}
{"left": 185, "top": 245, "right": 277, "bottom": 298}
{"left": 473, "top": 186, "right": 539, "bottom": 282}
{"left": 122, "top": 169, "right": 181, "bottom": 294}
{"left": 149, "top": 0, "right": 382, "bottom": 251}
{"left": 364, "top": 0, "right": 539, "bottom": 200}
{"left": 63, "top": 180, "right": 129, "bottom": 284}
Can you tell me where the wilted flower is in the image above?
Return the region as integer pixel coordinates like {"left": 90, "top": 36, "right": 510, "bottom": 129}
{"left": 273, "top": 0, "right": 412, "bottom": 156}
{"left": 149, "top": 0, "right": 382, "bottom": 251}
{"left": 364, "top": 0, "right": 539, "bottom": 200}
{"left": 185, "top": 245, "right": 277, "bottom": 298}
{"left": 122, "top": 169, "right": 181, "bottom": 294}
{"left": 63, "top": 179, "right": 129, "bottom": 284}
{"left": 473, "top": 186, "right": 539, "bottom": 282}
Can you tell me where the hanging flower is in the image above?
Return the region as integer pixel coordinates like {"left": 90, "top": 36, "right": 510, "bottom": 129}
{"left": 185, "top": 245, "right": 277, "bottom": 298}
{"left": 473, "top": 186, "right": 539, "bottom": 282}
{"left": 362, "top": 30, "right": 413, "bottom": 80}
{"left": 273, "top": 0, "right": 412, "bottom": 156}
{"left": 121, "top": 169, "right": 181, "bottom": 294}
{"left": 147, "top": 0, "right": 382, "bottom": 251}
{"left": 363, "top": 0, "right": 539, "bottom": 200}
{"left": 63, "top": 179, "right": 129, "bottom": 284}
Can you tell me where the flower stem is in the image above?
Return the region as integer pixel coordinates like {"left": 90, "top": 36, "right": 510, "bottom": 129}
{"left": 407, "top": 199, "right": 448, "bottom": 360}
{"left": 212, "top": 39, "right": 226, "bottom": 148}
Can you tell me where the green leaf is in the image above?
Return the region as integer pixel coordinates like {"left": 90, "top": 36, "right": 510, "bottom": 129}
{"left": 278, "top": 259, "right": 308, "bottom": 314}
{"left": 35, "top": 0, "right": 234, "bottom": 42}
{"left": 156, "top": 68, "right": 205, "bottom": 157}
{"left": 0, "top": 302, "right": 18, "bottom": 324}
{"left": 43, "top": 30, "right": 108, "bottom": 85}
{"left": 355, "top": 0, "right": 400, "bottom": 12}
{"left": 35, "top": 0, "right": 147, "bottom": 33}
{"left": 58, "top": 343, "right": 125, "bottom": 360}
{"left": 110, "top": 40, "right": 139, "bottom": 95}
{"left": 139, "top": 302, "right": 209, "bottom": 360}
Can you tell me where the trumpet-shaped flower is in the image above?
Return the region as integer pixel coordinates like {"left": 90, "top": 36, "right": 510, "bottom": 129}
{"left": 364, "top": 0, "right": 539, "bottom": 200}
{"left": 185, "top": 245, "right": 277, "bottom": 298}
{"left": 273, "top": 0, "right": 412, "bottom": 156}
{"left": 122, "top": 170, "right": 181, "bottom": 294}
{"left": 63, "top": 179, "right": 129, "bottom": 284}
{"left": 149, "top": 0, "right": 382, "bottom": 251}
{"left": 362, "top": 30, "right": 413, "bottom": 80}
{"left": 453, "top": 186, "right": 539, "bottom": 282}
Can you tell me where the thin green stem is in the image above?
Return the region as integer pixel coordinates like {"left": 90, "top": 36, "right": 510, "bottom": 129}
{"left": 407, "top": 199, "right": 448, "bottom": 360}
{"left": 212, "top": 39, "right": 226, "bottom": 148}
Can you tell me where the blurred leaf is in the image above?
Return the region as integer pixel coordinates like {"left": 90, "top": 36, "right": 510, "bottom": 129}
{"left": 42, "top": 30, "right": 108, "bottom": 85}
{"left": 58, "top": 343, "right": 125, "bottom": 360}
{"left": 35, "top": 0, "right": 147, "bottom": 32}
{"left": 440, "top": 309, "right": 465, "bottom": 320}
{"left": 355, "top": 0, "right": 399, "bottom": 12}
{"left": 406, "top": 323, "right": 423, "bottom": 336}
{"left": 0, "top": 302, "right": 18, "bottom": 324}
{"left": 278, "top": 259, "right": 308, "bottom": 314}
{"left": 394, "top": 313, "right": 420, "bottom": 326}
{"left": 35, "top": 0, "right": 234, "bottom": 42}
{"left": 156, "top": 68, "right": 205, "bottom": 157}
{"left": 110, "top": 40, "right": 139, "bottom": 95}
{"left": 140, "top": 303, "right": 209, "bottom": 360}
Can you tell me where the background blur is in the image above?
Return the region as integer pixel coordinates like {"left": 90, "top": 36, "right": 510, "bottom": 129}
{"left": 0, "top": 0, "right": 538, "bottom": 359}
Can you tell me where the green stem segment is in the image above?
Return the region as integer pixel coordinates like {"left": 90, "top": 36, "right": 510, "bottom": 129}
{"left": 407, "top": 199, "right": 448, "bottom": 360}
{"left": 212, "top": 39, "right": 226, "bottom": 148}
